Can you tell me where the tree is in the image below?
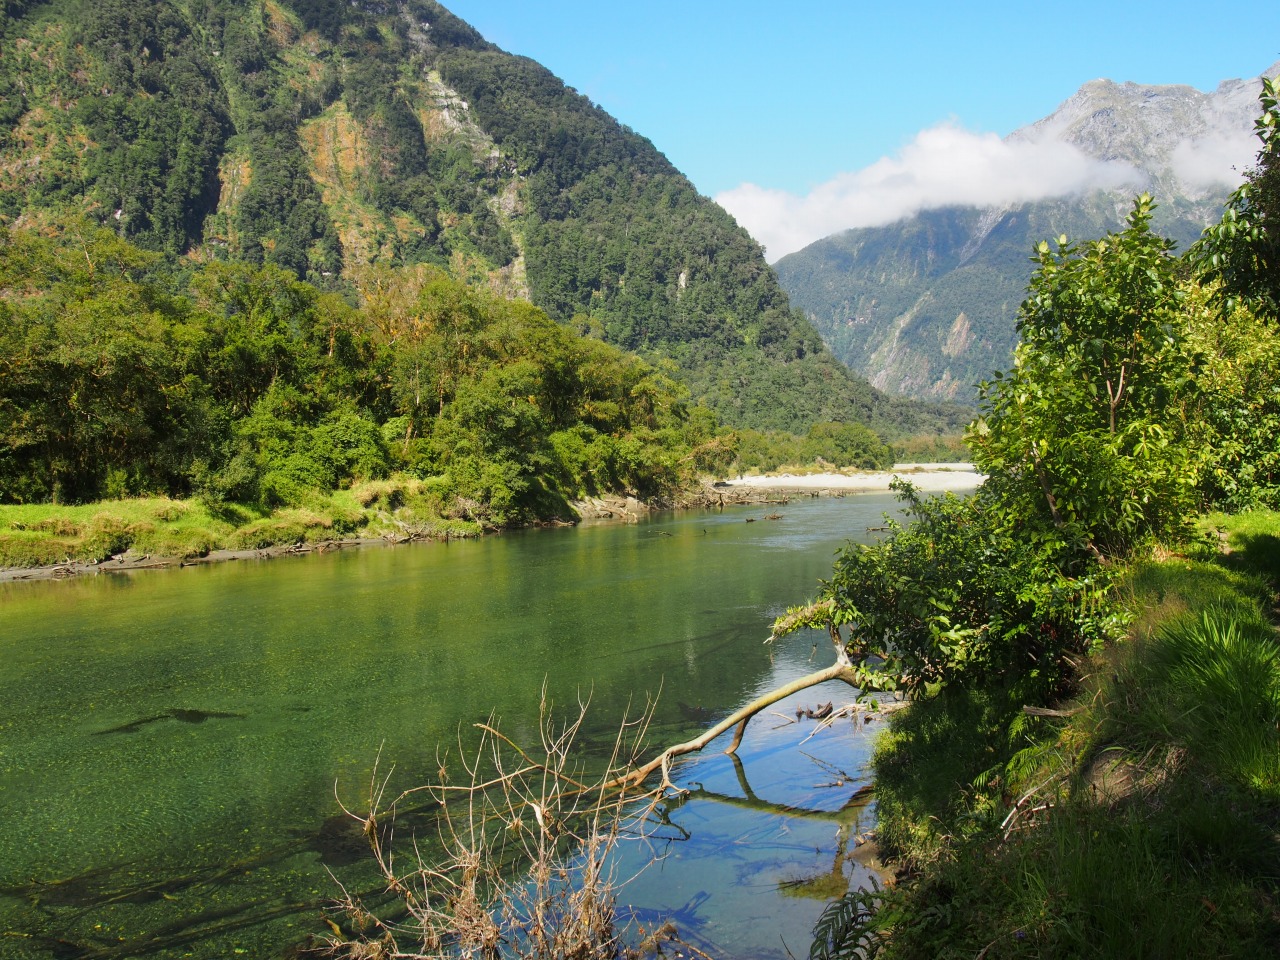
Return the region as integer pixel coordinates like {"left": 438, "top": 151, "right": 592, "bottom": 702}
{"left": 1192, "top": 75, "right": 1280, "bottom": 321}
{"left": 767, "top": 481, "right": 1111, "bottom": 708}
{"left": 1180, "top": 284, "right": 1280, "bottom": 509}
{"left": 801, "top": 421, "right": 893, "bottom": 470}
{"left": 968, "top": 195, "right": 1198, "bottom": 562}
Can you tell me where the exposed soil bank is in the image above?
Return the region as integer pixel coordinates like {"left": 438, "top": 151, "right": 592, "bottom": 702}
{"left": 575, "top": 465, "right": 983, "bottom": 523}
{"left": 573, "top": 484, "right": 792, "bottom": 522}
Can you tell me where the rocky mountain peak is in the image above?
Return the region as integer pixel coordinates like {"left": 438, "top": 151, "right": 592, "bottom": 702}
{"left": 1013, "top": 64, "right": 1278, "bottom": 200}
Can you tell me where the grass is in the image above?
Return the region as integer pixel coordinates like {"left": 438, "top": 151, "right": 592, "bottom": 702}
{"left": 0, "top": 498, "right": 237, "bottom": 565}
{"left": 858, "top": 509, "right": 1280, "bottom": 959}
{"left": 0, "top": 476, "right": 485, "bottom": 569}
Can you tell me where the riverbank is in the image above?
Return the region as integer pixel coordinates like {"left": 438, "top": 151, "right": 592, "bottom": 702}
{"left": 713, "top": 462, "right": 984, "bottom": 495}
{"left": 0, "top": 465, "right": 983, "bottom": 582}
{"left": 0, "top": 536, "right": 403, "bottom": 583}
{"left": 0, "top": 484, "right": 484, "bottom": 583}
{"left": 858, "top": 508, "right": 1280, "bottom": 957}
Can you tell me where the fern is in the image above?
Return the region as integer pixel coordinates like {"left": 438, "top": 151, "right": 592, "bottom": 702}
{"left": 810, "top": 880, "right": 887, "bottom": 960}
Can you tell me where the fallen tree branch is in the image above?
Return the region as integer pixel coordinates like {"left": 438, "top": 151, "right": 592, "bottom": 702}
{"left": 608, "top": 660, "right": 860, "bottom": 793}
{"left": 335, "top": 640, "right": 890, "bottom": 954}
{"left": 798, "top": 699, "right": 907, "bottom": 747}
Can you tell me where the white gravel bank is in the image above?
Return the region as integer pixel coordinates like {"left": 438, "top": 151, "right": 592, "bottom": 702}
{"left": 718, "top": 463, "right": 984, "bottom": 493}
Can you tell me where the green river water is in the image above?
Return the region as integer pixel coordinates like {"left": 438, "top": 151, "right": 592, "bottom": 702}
{"left": 0, "top": 493, "right": 925, "bottom": 959}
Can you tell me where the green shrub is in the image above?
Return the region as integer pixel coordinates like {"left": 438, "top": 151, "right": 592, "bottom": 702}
{"left": 82, "top": 513, "right": 135, "bottom": 560}
{"left": 777, "top": 482, "right": 1120, "bottom": 706}
{"left": 1145, "top": 609, "right": 1280, "bottom": 796}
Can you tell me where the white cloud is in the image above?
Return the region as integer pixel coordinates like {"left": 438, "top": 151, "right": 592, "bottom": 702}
{"left": 1170, "top": 127, "right": 1258, "bottom": 192}
{"left": 715, "top": 123, "right": 1146, "bottom": 262}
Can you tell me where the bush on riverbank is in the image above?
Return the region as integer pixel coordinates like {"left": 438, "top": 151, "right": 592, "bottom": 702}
{"left": 0, "top": 224, "right": 912, "bottom": 541}
{"left": 774, "top": 480, "right": 1121, "bottom": 712}
{"left": 810, "top": 86, "right": 1280, "bottom": 956}
{"left": 0, "top": 227, "right": 710, "bottom": 522}
{"left": 838, "top": 510, "right": 1280, "bottom": 959}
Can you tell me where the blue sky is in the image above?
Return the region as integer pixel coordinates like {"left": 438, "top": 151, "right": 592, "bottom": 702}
{"left": 441, "top": 1, "right": 1280, "bottom": 256}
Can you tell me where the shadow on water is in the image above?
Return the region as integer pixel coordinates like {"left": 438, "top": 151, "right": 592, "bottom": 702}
{"left": 3, "top": 713, "right": 879, "bottom": 960}
{"left": 93, "top": 710, "right": 246, "bottom": 736}
{"left": 0, "top": 837, "right": 403, "bottom": 959}
{"left": 3, "top": 855, "right": 320, "bottom": 959}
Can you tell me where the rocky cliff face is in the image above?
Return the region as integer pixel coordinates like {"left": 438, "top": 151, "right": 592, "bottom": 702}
{"left": 776, "top": 64, "right": 1280, "bottom": 402}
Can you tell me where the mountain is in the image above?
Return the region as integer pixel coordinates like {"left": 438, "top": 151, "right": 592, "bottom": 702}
{"left": 0, "top": 0, "right": 967, "bottom": 436}
{"left": 774, "top": 66, "right": 1279, "bottom": 401}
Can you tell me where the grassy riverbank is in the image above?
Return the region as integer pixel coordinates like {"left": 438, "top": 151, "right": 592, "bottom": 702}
{"left": 860, "top": 509, "right": 1280, "bottom": 958}
{"left": 0, "top": 478, "right": 486, "bottom": 572}
{"left": 0, "top": 465, "right": 979, "bottom": 576}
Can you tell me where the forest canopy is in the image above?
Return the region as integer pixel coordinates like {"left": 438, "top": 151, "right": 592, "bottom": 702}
{"left": 0, "top": 223, "right": 898, "bottom": 526}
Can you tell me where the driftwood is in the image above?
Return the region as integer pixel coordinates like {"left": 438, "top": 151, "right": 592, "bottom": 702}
{"left": 332, "top": 612, "right": 896, "bottom": 955}
{"left": 608, "top": 613, "right": 870, "bottom": 793}
{"left": 602, "top": 662, "right": 859, "bottom": 791}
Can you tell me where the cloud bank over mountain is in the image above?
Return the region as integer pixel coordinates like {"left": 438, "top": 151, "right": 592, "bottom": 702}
{"left": 1168, "top": 127, "right": 1258, "bottom": 191}
{"left": 716, "top": 124, "right": 1160, "bottom": 260}
{"left": 719, "top": 69, "right": 1270, "bottom": 262}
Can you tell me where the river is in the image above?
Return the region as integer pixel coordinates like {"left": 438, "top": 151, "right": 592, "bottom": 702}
{"left": 0, "top": 492, "right": 926, "bottom": 958}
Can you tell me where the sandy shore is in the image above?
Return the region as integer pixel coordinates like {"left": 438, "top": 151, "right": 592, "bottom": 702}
{"left": 717, "top": 463, "right": 984, "bottom": 494}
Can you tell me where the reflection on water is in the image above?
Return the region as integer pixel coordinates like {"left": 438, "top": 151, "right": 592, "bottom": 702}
{"left": 609, "top": 664, "right": 887, "bottom": 958}
{"left": 0, "top": 493, "right": 935, "bottom": 958}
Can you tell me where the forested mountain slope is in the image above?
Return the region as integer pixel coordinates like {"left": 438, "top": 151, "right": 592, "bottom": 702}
{"left": 0, "top": 0, "right": 966, "bottom": 435}
{"left": 776, "top": 66, "right": 1277, "bottom": 401}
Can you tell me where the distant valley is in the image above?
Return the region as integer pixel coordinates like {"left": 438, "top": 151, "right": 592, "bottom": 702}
{"left": 774, "top": 65, "right": 1279, "bottom": 401}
